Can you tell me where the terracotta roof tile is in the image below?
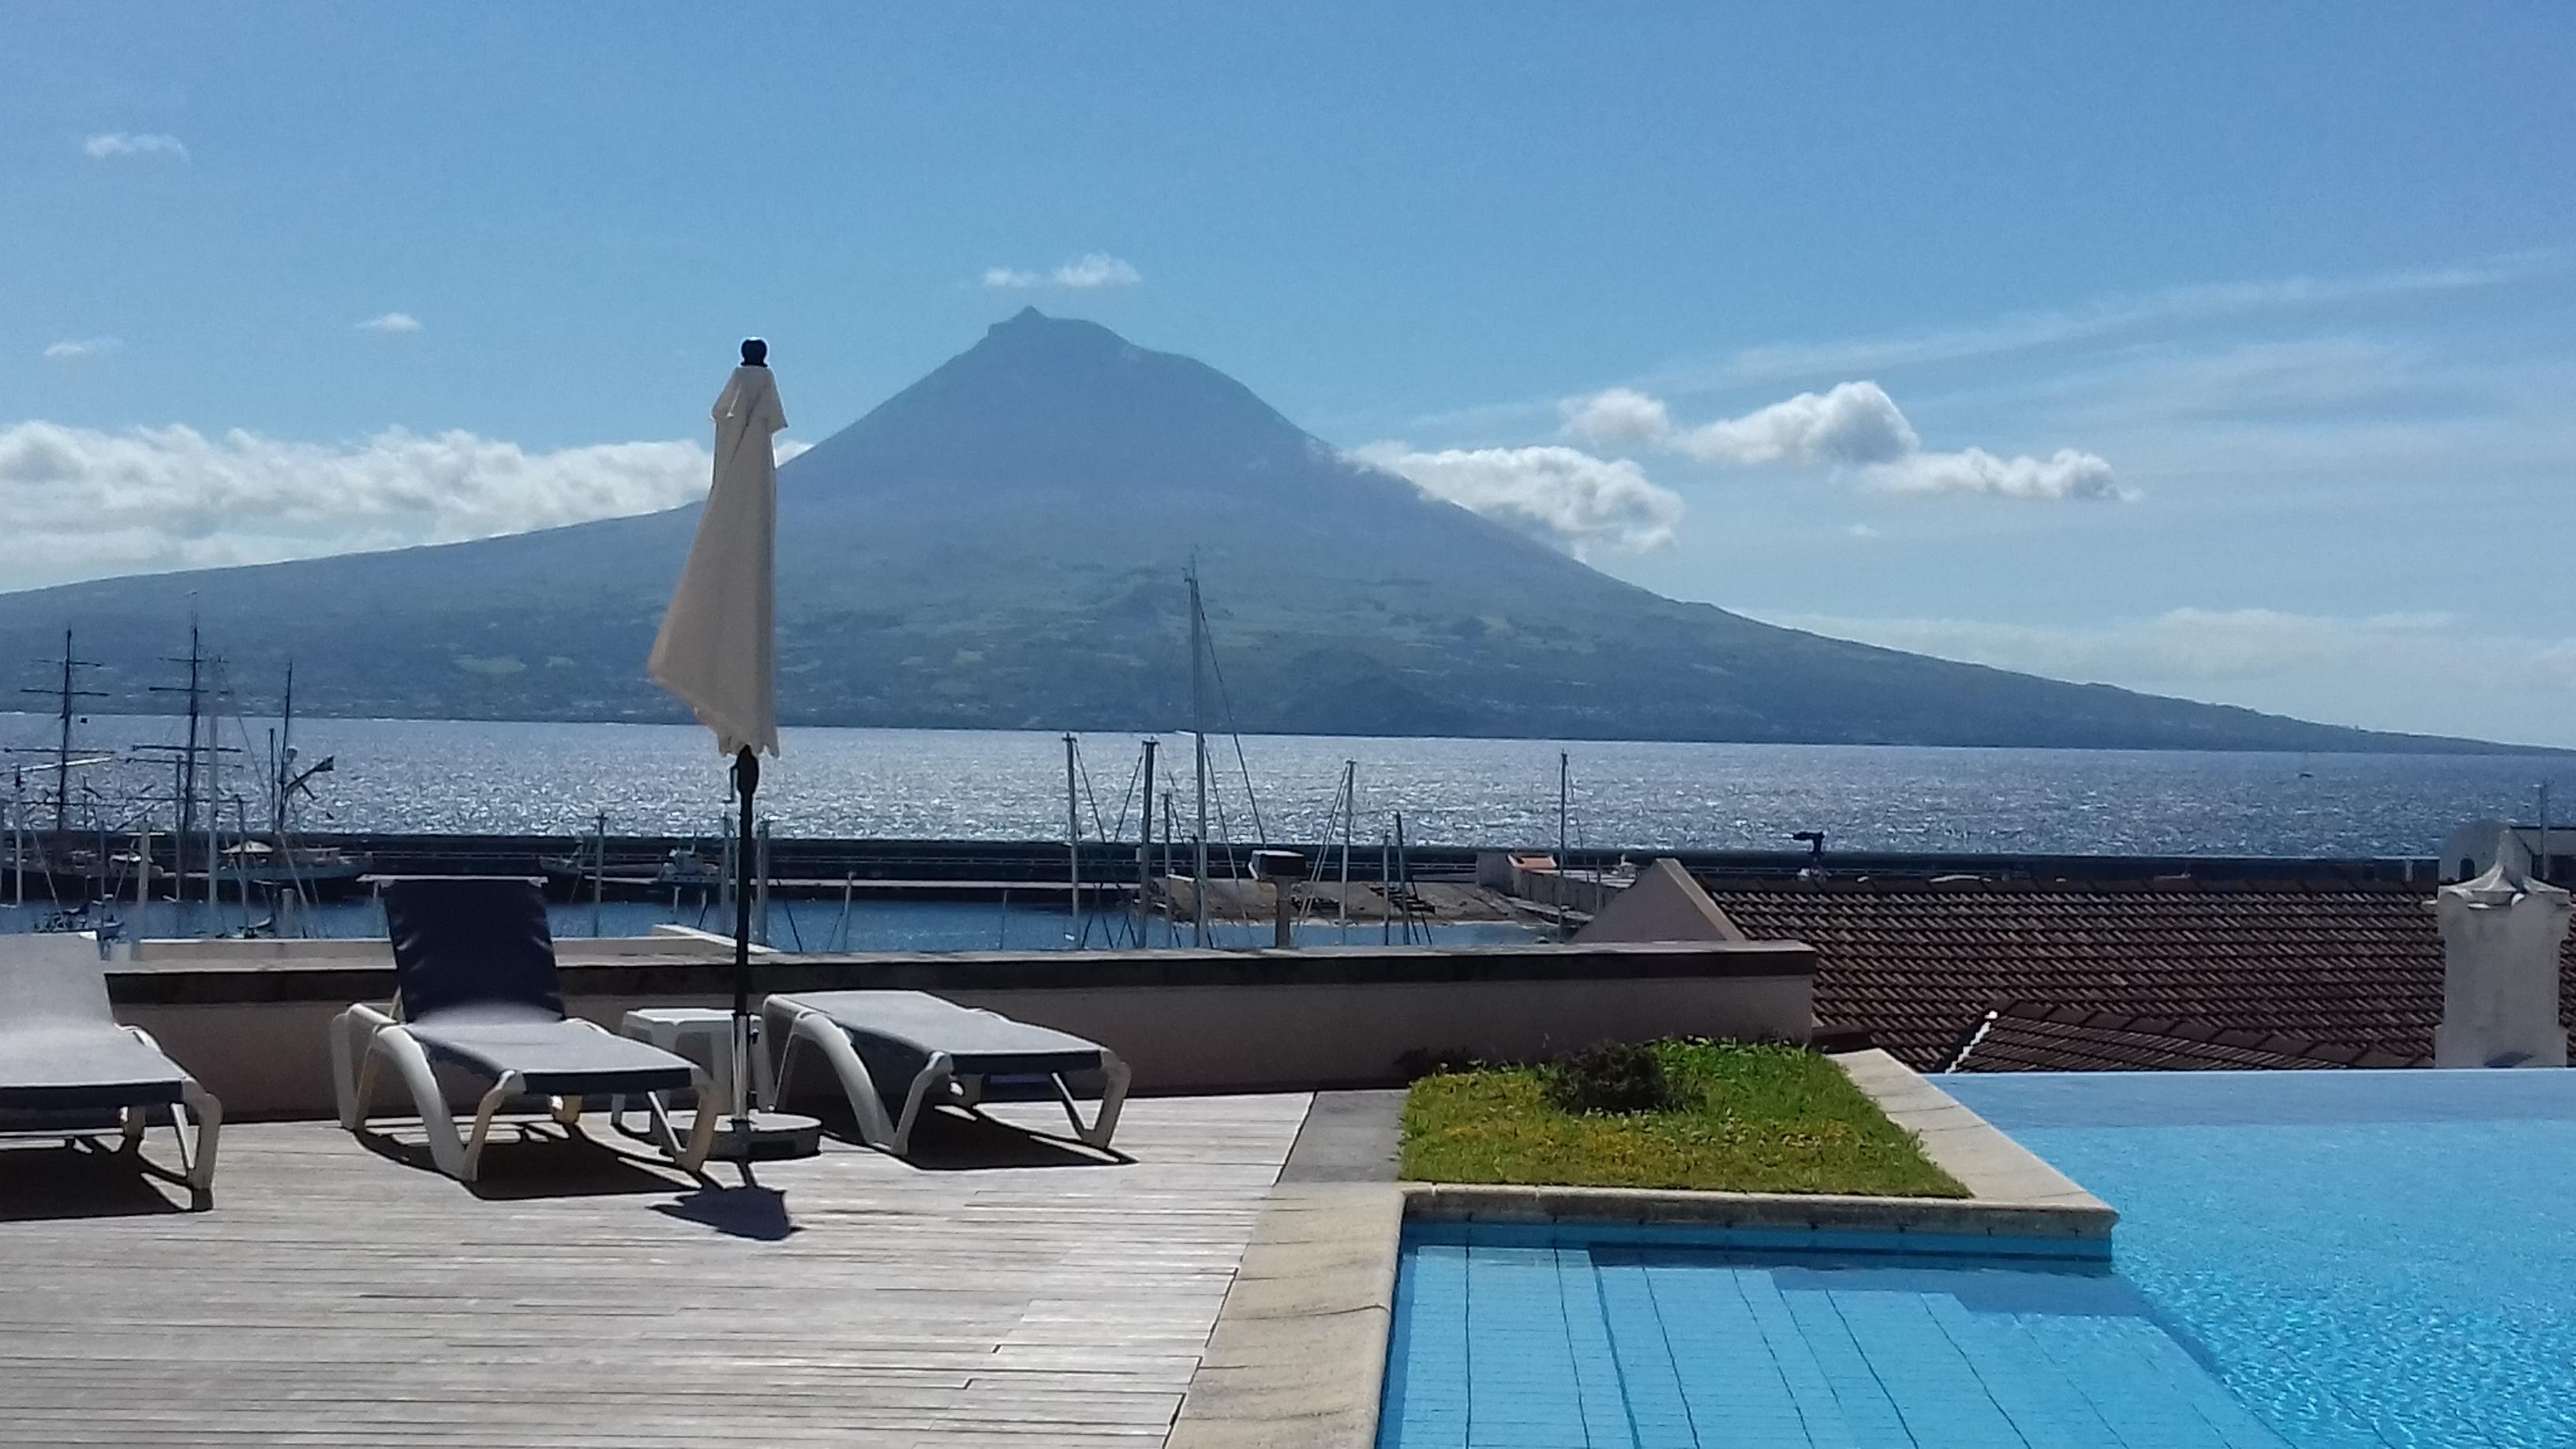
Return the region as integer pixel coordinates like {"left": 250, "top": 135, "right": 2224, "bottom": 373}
{"left": 1698, "top": 879, "right": 2572, "bottom": 1073}
{"left": 1949, "top": 1001, "right": 2365, "bottom": 1073}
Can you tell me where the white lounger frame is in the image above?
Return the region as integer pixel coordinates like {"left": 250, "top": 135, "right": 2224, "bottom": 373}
{"left": 329, "top": 1005, "right": 716, "bottom": 1183}
{"left": 769, "top": 1004, "right": 1131, "bottom": 1155}
{"left": 2, "top": 1024, "right": 221, "bottom": 1208}
{"left": 122, "top": 1024, "right": 223, "bottom": 1205}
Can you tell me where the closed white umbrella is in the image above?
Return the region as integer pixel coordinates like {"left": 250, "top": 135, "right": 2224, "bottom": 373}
{"left": 650, "top": 346, "right": 785, "bottom": 756}
{"left": 649, "top": 339, "right": 813, "bottom": 1161}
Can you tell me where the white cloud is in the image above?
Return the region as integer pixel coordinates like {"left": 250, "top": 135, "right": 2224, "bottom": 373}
{"left": 1051, "top": 253, "right": 1140, "bottom": 289}
{"left": 1560, "top": 380, "right": 2124, "bottom": 504}
{"left": 981, "top": 253, "right": 1142, "bottom": 290}
{"left": 82, "top": 132, "right": 188, "bottom": 161}
{"left": 1557, "top": 387, "right": 1671, "bottom": 447}
{"left": 1351, "top": 441, "right": 1683, "bottom": 556}
{"left": 43, "top": 338, "right": 121, "bottom": 361}
{"left": 1673, "top": 382, "right": 1919, "bottom": 466}
{"left": 356, "top": 312, "right": 422, "bottom": 335}
{"left": 1844, "top": 522, "right": 1881, "bottom": 540}
{"left": 0, "top": 421, "right": 714, "bottom": 591}
{"left": 1863, "top": 446, "right": 2126, "bottom": 501}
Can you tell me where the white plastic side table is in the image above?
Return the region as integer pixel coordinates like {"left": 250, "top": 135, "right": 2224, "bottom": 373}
{"left": 611, "top": 1008, "right": 775, "bottom": 1125}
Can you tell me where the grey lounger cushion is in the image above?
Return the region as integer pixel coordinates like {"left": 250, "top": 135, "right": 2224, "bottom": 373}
{"left": 768, "top": 990, "right": 1110, "bottom": 1093}
{"left": 381, "top": 878, "right": 694, "bottom": 1096}
{"left": 403, "top": 1012, "right": 696, "bottom": 1098}
{"left": 0, "top": 938, "right": 187, "bottom": 1113}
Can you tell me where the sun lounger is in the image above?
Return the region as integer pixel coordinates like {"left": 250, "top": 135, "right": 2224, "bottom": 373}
{"left": 762, "top": 990, "right": 1129, "bottom": 1155}
{"left": 330, "top": 878, "right": 716, "bottom": 1182}
{"left": 0, "top": 935, "right": 220, "bottom": 1206}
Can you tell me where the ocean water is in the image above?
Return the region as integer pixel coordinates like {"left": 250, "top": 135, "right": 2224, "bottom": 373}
{"left": 0, "top": 712, "right": 2560, "bottom": 854}
{"left": 1947, "top": 1071, "right": 2576, "bottom": 1449}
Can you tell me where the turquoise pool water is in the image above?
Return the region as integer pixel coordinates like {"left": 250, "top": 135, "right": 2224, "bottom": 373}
{"left": 1380, "top": 1225, "right": 2280, "bottom": 1448}
{"left": 1380, "top": 1071, "right": 2576, "bottom": 1448}
{"left": 1946, "top": 1070, "right": 2576, "bottom": 1449}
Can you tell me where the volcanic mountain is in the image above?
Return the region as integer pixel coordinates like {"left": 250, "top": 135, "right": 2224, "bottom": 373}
{"left": 0, "top": 310, "right": 2514, "bottom": 751}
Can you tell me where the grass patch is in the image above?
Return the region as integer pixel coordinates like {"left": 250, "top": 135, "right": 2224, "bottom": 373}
{"left": 1399, "top": 1039, "right": 1967, "bottom": 1197}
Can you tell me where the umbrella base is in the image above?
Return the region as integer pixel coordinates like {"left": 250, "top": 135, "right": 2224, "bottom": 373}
{"left": 683, "top": 1109, "right": 824, "bottom": 1161}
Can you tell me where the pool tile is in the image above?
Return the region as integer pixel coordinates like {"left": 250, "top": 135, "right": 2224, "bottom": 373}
{"left": 1380, "top": 1230, "right": 2284, "bottom": 1449}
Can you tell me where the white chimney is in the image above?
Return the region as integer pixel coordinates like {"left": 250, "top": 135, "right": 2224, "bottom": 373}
{"left": 2435, "top": 861, "right": 2570, "bottom": 1069}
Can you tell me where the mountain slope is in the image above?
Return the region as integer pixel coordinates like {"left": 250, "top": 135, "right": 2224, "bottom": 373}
{"left": 0, "top": 309, "right": 2524, "bottom": 752}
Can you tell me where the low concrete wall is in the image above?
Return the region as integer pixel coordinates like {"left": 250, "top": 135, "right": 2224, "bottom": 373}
{"left": 99, "top": 939, "right": 1815, "bottom": 1119}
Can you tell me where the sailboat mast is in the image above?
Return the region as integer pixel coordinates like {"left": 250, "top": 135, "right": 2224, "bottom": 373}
{"left": 274, "top": 663, "right": 294, "bottom": 837}
{"left": 21, "top": 631, "right": 103, "bottom": 835}
{"left": 51, "top": 631, "right": 74, "bottom": 834}
{"left": 1189, "top": 567, "right": 1210, "bottom": 948}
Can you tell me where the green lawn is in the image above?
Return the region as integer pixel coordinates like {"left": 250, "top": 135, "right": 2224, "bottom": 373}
{"left": 1399, "top": 1040, "right": 1968, "bottom": 1197}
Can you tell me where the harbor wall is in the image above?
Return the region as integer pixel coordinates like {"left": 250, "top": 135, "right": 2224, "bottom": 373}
{"left": 100, "top": 938, "right": 1816, "bottom": 1118}
{"left": 12, "top": 829, "right": 2440, "bottom": 888}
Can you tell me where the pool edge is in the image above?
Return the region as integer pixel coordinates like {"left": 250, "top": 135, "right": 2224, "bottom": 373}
{"left": 1165, "top": 1058, "right": 2117, "bottom": 1448}
{"left": 1167, "top": 1177, "right": 1405, "bottom": 1449}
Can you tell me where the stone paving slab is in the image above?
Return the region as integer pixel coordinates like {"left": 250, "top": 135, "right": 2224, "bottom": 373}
{"left": 1166, "top": 1178, "right": 1402, "bottom": 1449}
{"left": 1830, "top": 1046, "right": 2117, "bottom": 1213}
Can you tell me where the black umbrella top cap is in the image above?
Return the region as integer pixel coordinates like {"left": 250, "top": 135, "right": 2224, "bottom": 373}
{"left": 740, "top": 338, "right": 768, "bottom": 367}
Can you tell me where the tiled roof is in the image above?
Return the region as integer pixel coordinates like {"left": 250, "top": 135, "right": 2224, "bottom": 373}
{"left": 1698, "top": 879, "right": 2575, "bottom": 1073}
{"left": 1945, "top": 1001, "right": 2421, "bottom": 1073}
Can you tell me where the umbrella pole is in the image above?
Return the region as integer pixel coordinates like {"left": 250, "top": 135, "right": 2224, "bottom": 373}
{"left": 731, "top": 746, "right": 758, "bottom": 1133}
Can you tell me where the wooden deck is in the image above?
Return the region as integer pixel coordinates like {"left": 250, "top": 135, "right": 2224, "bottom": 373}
{"left": 0, "top": 1093, "right": 1312, "bottom": 1448}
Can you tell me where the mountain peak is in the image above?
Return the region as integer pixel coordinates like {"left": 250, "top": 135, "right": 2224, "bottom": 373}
{"left": 788, "top": 306, "right": 1323, "bottom": 490}
{"left": 979, "top": 305, "right": 1129, "bottom": 355}
{"left": 990, "top": 303, "right": 1053, "bottom": 333}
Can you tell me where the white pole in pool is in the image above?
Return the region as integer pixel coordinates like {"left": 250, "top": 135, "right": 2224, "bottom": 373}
{"left": 592, "top": 810, "right": 608, "bottom": 938}
{"left": 1162, "top": 790, "right": 1178, "bottom": 945}
{"left": 754, "top": 818, "right": 771, "bottom": 948}
{"left": 2540, "top": 781, "right": 2552, "bottom": 885}
{"left": 1137, "top": 738, "right": 1159, "bottom": 942}
{"left": 1559, "top": 751, "right": 1571, "bottom": 941}
{"left": 1381, "top": 832, "right": 1392, "bottom": 946}
{"left": 204, "top": 721, "right": 220, "bottom": 913}
{"left": 1189, "top": 569, "right": 1210, "bottom": 949}
{"left": 1064, "top": 733, "right": 1081, "bottom": 946}
{"left": 1338, "top": 761, "right": 1354, "bottom": 944}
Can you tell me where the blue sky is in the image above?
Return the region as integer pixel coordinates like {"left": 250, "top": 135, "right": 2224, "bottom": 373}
{"left": 6, "top": 4, "right": 2574, "bottom": 741}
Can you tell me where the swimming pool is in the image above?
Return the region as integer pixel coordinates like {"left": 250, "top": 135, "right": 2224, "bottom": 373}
{"left": 1379, "top": 1222, "right": 2282, "bottom": 1448}
{"left": 1380, "top": 1070, "right": 2576, "bottom": 1447}
{"left": 1946, "top": 1069, "right": 2576, "bottom": 1449}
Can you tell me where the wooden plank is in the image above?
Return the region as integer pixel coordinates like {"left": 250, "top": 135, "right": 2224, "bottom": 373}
{"left": 0, "top": 1092, "right": 1311, "bottom": 1447}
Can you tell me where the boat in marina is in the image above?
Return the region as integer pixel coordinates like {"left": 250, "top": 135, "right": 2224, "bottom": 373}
{"left": 537, "top": 841, "right": 723, "bottom": 902}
